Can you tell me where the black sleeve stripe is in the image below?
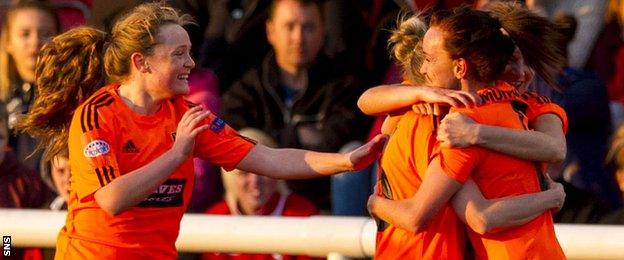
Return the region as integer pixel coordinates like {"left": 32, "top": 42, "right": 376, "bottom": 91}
{"left": 108, "top": 166, "right": 116, "bottom": 180}
{"left": 85, "top": 100, "right": 94, "bottom": 132}
{"left": 95, "top": 168, "right": 105, "bottom": 187}
{"left": 90, "top": 93, "right": 112, "bottom": 105}
{"left": 101, "top": 166, "right": 112, "bottom": 184}
{"left": 80, "top": 105, "right": 87, "bottom": 133}
{"left": 92, "top": 97, "right": 114, "bottom": 130}
{"left": 80, "top": 93, "right": 114, "bottom": 133}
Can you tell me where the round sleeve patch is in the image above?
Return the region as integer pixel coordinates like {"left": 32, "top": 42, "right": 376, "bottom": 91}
{"left": 83, "top": 140, "right": 111, "bottom": 158}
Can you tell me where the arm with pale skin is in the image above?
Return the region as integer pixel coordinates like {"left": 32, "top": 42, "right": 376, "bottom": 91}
{"left": 357, "top": 84, "right": 480, "bottom": 116}
{"left": 235, "top": 133, "right": 387, "bottom": 180}
{"left": 368, "top": 157, "right": 565, "bottom": 234}
{"left": 452, "top": 178, "right": 565, "bottom": 234}
{"left": 368, "top": 157, "right": 463, "bottom": 232}
{"left": 438, "top": 113, "right": 566, "bottom": 163}
{"left": 95, "top": 106, "right": 387, "bottom": 216}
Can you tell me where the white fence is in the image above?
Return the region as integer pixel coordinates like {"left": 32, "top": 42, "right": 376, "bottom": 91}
{"left": 1, "top": 209, "right": 624, "bottom": 259}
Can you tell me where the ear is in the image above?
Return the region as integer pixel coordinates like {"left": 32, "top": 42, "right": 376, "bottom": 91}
{"left": 453, "top": 58, "right": 469, "bottom": 79}
{"left": 266, "top": 20, "right": 275, "bottom": 46}
{"left": 131, "top": 52, "right": 150, "bottom": 73}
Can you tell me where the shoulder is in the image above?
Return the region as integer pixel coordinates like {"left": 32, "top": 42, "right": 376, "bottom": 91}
{"left": 73, "top": 85, "right": 120, "bottom": 129}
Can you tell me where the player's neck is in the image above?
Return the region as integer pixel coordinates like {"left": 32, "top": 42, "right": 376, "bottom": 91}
{"left": 117, "top": 83, "right": 162, "bottom": 115}
{"left": 461, "top": 79, "right": 495, "bottom": 93}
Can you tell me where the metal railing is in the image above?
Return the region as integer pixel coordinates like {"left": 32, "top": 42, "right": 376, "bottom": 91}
{"left": 1, "top": 209, "right": 624, "bottom": 259}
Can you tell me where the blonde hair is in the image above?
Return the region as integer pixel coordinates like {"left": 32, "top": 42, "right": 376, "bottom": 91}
{"left": 388, "top": 14, "right": 427, "bottom": 84}
{"left": 17, "top": 2, "right": 194, "bottom": 161}
{"left": 0, "top": 0, "right": 60, "bottom": 101}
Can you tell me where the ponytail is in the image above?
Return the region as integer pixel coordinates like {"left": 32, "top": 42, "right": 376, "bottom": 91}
{"left": 486, "top": 2, "right": 565, "bottom": 90}
{"left": 388, "top": 14, "right": 428, "bottom": 84}
{"left": 17, "top": 27, "right": 107, "bottom": 161}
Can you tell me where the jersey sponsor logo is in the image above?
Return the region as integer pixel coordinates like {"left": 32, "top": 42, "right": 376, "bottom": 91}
{"left": 210, "top": 118, "right": 225, "bottom": 133}
{"left": 122, "top": 140, "right": 139, "bottom": 153}
{"left": 83, "top": 139, "right": 110, "bottom": 157}
{"left": 138, "top": 179, "right": 186, "bottom": 207}
{"left": 479, "top": 88, "right": 552, "bottom": 105}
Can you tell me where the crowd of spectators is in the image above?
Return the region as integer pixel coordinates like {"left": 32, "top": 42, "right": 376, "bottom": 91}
{"left": 2, "top": 0, "right": 624, "bottom": 258}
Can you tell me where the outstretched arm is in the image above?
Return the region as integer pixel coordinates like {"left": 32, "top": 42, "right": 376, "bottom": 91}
{"left": 236, "top": 134, "right": 387, "bottom": 180}
{"left": 367, "top": 157, "right": 462, "bottom": 232}
{"left": 438, "top": 113, "right": 566, "bottom": 163}
{"left": 452, "top": 178, "right": 565, "bottom": 234}
{"left": 357, "top": 84, "right": 479, "bottom": 116}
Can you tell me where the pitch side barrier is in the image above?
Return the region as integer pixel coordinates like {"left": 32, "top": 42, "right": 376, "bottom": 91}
{"left": 1, "top": 209, "right": 623, "bottom": 259}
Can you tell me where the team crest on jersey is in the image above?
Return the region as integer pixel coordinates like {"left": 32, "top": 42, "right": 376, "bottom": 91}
{"left": 210, "top": 118, "right": 225, "bottom": 133}
{"left": 83, "top": 140, "right": 110, "bottom": 158}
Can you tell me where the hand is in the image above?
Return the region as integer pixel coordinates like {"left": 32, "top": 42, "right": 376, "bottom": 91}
{"left": 412, "top": 103, "right": 435, "bottom": 115}
{"left": 412, "top": 103, "right": 449, "bottom": 116}
{"left": 381, "top": 115, "right": 401, "bottom": 135}
{"left": 367, "top": 193, "right": 381, "bottom": 219}
{"left": 416, "top": 87, "right": 481, "bottom": 108}
{"left": 437, "top": 112, "right": 479, "bottom": 148}
{"left": 545, "top": 176, "right": 566, "bottom": 212}
{"left": 171, "top": 106, "right": 211, "bottom": 157}
{"left": 347, "top": 134, "right": 388, "bottom": 171}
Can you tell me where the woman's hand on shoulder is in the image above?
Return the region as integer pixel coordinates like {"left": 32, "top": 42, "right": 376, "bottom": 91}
{"left": 415, "top": 87, "right": 481, "bottom": 108}
{"left": 437, "top": 112, "right": 480, "bottom": 148}
{"left": 171, "top": 106, "right": 211, "bottom": 157}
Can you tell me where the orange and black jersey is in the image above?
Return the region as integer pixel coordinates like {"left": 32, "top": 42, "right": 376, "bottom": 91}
{"left": 57, "top": 83, "right": 255, "bottom": 259}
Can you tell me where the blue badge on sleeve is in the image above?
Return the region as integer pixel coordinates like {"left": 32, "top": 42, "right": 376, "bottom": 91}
{"left": 210, "top": 118, "right": 225, "bottom": 133}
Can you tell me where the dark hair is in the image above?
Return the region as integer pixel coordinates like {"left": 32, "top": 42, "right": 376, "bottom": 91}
{"left": 268, "top": 0, "right": 322, "bottom": 21}
{"left": 486, "top": 1, "right": 565, "bottom": 90}
{"left": 553, "top": 13, "right": 577, "bottom": 61}
{"left": 17, "top": 2, "right": 194, "bottom": 161}
{"left": 430, "top": 6, "right": 515, "bottom": 82}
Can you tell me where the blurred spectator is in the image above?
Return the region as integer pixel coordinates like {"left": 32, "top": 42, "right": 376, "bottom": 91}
{"left": 186, "top": 68, "right": 226, "bottom": 212}
{"left": 527, "top": 0, "right": 608, "bottom": 69}
{"left": 601, "top": 124, "right": 624, "bottom": 224}
{"left": 591, "top": 0, "right": 624, "bottom": 127}
{"left": 202, "top": 128, "right": 319, "bottom": 260}
{"left": 221, "top": 0, "right": 371, "bottom": 210}
{"left": 551, "top": 13, "right": 621, "bottom": 209}
{"left": 586, "top": 0, "right": 623, "bottom": 86}
{"left": 0, "top": 100, "right": 51, "bottom": 259}
{"left": 198, "top": 0, "right": 272, "bottom": 90}
{"left": 199, "top": 0, "right": 371, "bottom": 91}
{"left": 40, "top": 146, "right": 69, "bottom": 211}
{"left": 0, "top": 0, "right": 60, "bottom": 171}
{"left": 51, "top": 0, "right": 91, "bottom": 30}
